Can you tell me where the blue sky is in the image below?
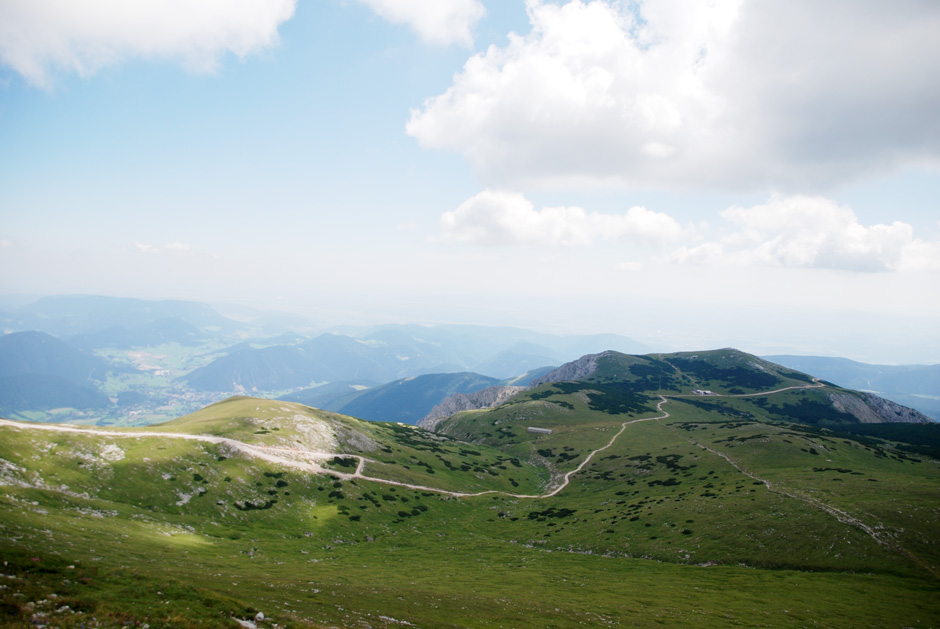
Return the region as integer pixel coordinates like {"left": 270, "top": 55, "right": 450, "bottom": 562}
{"left": 1, "top": 0, "right": 939, "bottom": 363}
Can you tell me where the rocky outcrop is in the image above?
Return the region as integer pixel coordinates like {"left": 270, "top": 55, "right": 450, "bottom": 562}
{"left": 529, "top": 351, "right": 609, "bottom": 387}
{"left": 828, "top": 391, "right": 932, "bottom": 424}
{"left": 417, "top": 386, "right": 526, "bottom": 431}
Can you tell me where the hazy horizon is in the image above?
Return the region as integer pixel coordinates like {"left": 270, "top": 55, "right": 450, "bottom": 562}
{"left": 2, "top": 1, "right": 938, "bottom": 365}
{"left": 2, "top": 290, "right": 937, "bottom": 367}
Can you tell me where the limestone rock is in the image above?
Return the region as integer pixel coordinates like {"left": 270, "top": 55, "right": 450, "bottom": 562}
{"left": 828, "top": 391, "right": 932, "bottom": 424}
{"left": 418, "top": 386, "right": 526, "bottom": 431}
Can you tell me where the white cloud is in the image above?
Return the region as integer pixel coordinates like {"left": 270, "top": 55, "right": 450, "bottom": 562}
{"left": 670, "top": 195, "right": 940, "bottom": 272}
{"left": 356, "top": 0, "right": 485, "bottom": 47}
{"left": 407, "top": 0, "right": 940, "bottom": 191}
{"left": 0, "top": 0, "right": 296, "bottom": 87}
{"left": 438, "top": 189, "right": 682, "bottom": 247}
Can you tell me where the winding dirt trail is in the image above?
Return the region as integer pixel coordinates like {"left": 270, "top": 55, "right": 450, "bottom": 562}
{"left": 0, "top": 378, "right": 830, "bottom": 502}
{"left": 0, "top": 381, "right": 821, "bottom": 499}
{"left": 677, "top": 432, "right": 939, "bottom": 578}
{"left": 660, "top": 383, "right": 940, "bottom": 579}
{"left": 0, "top": 399, "right": 672, "bottom": 500}
{"left": 447, "top": 396, "right": 672, "bottom": 499}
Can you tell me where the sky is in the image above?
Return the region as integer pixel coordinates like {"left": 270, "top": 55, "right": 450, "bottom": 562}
{"left": 0, "top": 0, "right": 939, "bottom": 363}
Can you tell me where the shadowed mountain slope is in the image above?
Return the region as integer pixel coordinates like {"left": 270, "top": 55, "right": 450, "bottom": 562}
{"left": 331, "top": 372, "right": 503, "bottom": 424}
{"left": 0, "top": 331, "right": 114, "bottom": 382}
{"left": 0, "top": 331, "right": 126, "bottom": 417}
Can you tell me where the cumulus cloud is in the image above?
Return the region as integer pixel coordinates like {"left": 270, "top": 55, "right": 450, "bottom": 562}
{"left": 407, "top": 0, "right": 940, "bottom": 191}
{"left": 356, "top": 0, "right": 485, "bottom": 46}
{"left": 670, "top": 195, "right": 940, "bottom": 272}
{"left": 438, "top": 189, "right": 682, "bottom": 247}
{"left": 0, "top": 0, "right": 296, "bottom": 87}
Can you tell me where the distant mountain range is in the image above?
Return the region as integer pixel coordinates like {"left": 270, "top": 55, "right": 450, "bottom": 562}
{"left": 69, "top": 317, "right": 205, "bottom": 351}
{"left": 0, "top": 294, "right": 936, "bottom": 426}
{"left": 185, "top": 345, "right": 321, "bottom": 392}
{"left": 0, "top": 294, "right": 237, "bottom": 337}
{"left": 185, "top": 326, "right": 647, "bottom": 393}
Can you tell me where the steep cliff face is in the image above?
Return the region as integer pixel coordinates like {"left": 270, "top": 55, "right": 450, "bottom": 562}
{"left": 828, "top": 391, "right": 932, "bottom": 424}
{"left": 417, "top": 386, "right": 526, "bottom": 431}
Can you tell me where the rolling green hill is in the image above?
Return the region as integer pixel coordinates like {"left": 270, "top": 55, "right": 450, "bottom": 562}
{"left": 1, "top": 349, "right": 938, "bottom": 627}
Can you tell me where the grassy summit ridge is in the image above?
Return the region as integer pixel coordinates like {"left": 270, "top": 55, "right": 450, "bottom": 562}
{"left": 1, "top": 349, "right": 938, "bottom": 627}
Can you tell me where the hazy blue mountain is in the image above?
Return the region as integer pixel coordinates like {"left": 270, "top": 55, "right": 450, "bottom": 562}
{"left": 471, "top": 342, "right": 559, "bottom": 379}
{"left": 212, "top": 304, "right": 319, "bottom": 336}
{"left": 0, "top": 294, "right": 42, "bottom": 310}
{"left": 184, "top": 346, "right": 320, "bottom": 392}
{"left": 361, "top": 327, "right": 470, "bottom": 366}
{"left": 221, "top": 332, "right": 308, "bottom": 355}
{"left": 0, "top": 331, "right": 115, "bottom": 382}
{"left": 301, "top": 333, "right": 462, "bottom": 382}
{"left": 300, "top": 334, "right": 397, "bottom": 381}
{"left": 182, "top": 324, "right": 647, "bottom": 397}
{"left": 504, "top": 365, "right": 557, "bottom": 386}
{"left": 249, "top": 311, "right": 317, "bottom": 335}
{"left": 328, "top": 372, "right": 504, "bottom": 424}
{"left": 0, "top": 331, "right": 124, "bottom": 417}
{"left": 185, "top": 332, "right": 462, "bottom": 396}
{"left": 324, "top": 323, "right": 649, "bottom": 368}
{"left": 279, "top": 380, "right": 380, "bottom": 410}
{"left": 0, "top": 373, "right": 111, "bottom": 416}
{"left": 305, "top": 325, "right": 648, "bottom": 380}
{"left": 7, "top": 295, "right": 238, "bottom": 336}
{"left": 69, "top": 317, "right": 205, "bottom": 350}
{"left": 547, "top": 332, "right": 650, "bottom": 357}
{"left": 765, "top": 355, "right": 940, "bottom": 420}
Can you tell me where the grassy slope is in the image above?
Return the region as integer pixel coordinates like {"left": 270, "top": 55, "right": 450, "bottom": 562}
{"left": 1, "top": 351, "right": 939, "bottom": 627}
{"left": 149, "top": 397, "right": 550, "bottom": 494}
